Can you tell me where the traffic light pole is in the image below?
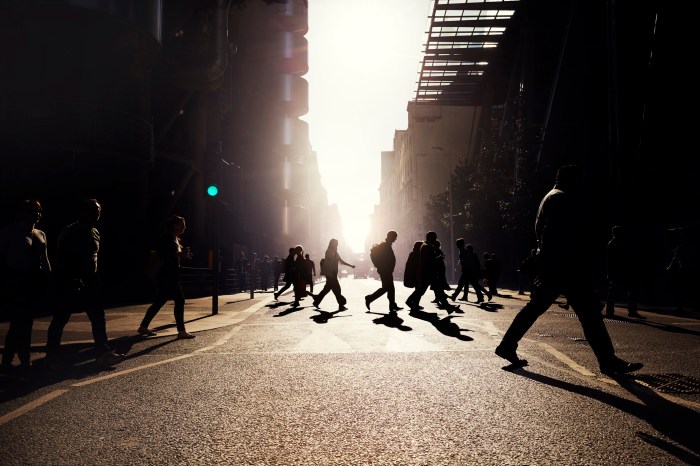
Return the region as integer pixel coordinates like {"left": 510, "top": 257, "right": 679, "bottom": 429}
{"left": 212, "top": 198, "right": 219, "bottom": 315}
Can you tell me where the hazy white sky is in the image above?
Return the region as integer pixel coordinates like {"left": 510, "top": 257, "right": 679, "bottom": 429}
{"left": 304, "top": 0, "right": 431, "bottom": 253}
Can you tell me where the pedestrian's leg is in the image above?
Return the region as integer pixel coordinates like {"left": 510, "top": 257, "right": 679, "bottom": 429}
{"left": 46, "top": 306, "right": 72, "bottom": 357}
{"left": 386, "top": 277, "right": 397, "bottom": 308}
{"left": 1, "top": 312, "right": 19, "bottom": 368}
{"left": 140, "top": 290, "right": 169, "bottom": 329}
{"left": 173, "top": 285, "right": 186, "bottom": 332}
{"left": 469, "top": 278, "right": 483, "bottom": 301}
{"left": 451, "top": 273, "right": 465, "bottom": 300}
{"left": 605, "top": 281, "right": 616, "bottom": 315}
{"left": 86, "top": 305, "right": 110, "bottom": 354}
{"left": 16, "top": 312, "right": 34, "bottom": 369}
{"left": 568, "top": 287, "right": 617, "bottom": 365}
{"left": 498, "top": 282, "right": 557, "bottom": 352}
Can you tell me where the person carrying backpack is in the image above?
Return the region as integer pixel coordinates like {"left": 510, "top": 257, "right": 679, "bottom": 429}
{"left": 365, "top": 230, "right": 401, "bottom": 312}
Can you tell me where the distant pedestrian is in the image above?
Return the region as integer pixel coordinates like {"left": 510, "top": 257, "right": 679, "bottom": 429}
{"left": 137, "top": 215, "right": 195, "bottom": 339}
{"left": 406, "top": 231, "right": 452, "bottom": 311}
{"left": 495, "top": 165, "right": 643, "bottom": 376}
{"left": 274, "top": 248, "right": 296, "bottom": 299}
{"left": 666, "top": 228, "right": 697, "bottom": 312}
{"left": 432, "top": 240, "right": 451, "bottom": 305}
{"left": 403, "top": 241, "right": 422, "bottom": 292}
{"left": 292, "top": 246, "right": 314, "bottom": 307}
{"left": 450, "top": 240, "right": 491, "bottom": 303}
{"left": 314, "top": 238, "right": 354, "bottom": 310}
{"left": 365, "top": 230, "right": 401, "bottom": 312}
{"left": 605, "top": 226, "right": 641, "bottom": 318}
{"left": 305, "top": 253, "right": 316, "bottom": 293}
{"left": 0, "top": 200, "right": 51, "bottom": 379}
{"left": 272, "top": 255, "right": 282, "bottom": 291}
{"left": 260, "top": 255, "right": 272, "bottom": 291}
{"left": 46, "top": 199, "right": 126, "bottom": 367}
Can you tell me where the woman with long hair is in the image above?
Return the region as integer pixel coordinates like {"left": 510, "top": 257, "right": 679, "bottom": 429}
{"left": 313, "top": 238, "right": 354, "bottom": 310}
{"left": 138, "top": 215, "right": 195, "bottom": 339}
{"left": 291, "top": 245, "right": 314, "bottom": 307}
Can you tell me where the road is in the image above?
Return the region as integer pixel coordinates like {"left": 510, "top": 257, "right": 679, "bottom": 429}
{"left": 1, "top": 278, "right": 699, "bottom": 465}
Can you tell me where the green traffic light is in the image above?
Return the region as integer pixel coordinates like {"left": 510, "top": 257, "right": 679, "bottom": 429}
{"left": 207, "top": 185, "right": 219, "bottom": 197}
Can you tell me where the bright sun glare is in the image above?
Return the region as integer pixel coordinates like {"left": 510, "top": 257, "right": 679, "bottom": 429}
{"left": 305, "top": 0, "right": 429, "bottom": 253}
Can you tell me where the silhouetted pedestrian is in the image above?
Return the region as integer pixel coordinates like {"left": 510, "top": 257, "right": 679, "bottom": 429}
{"left": 450, "top": 239, "right": 491, "bottom": 303}
{"left": 432, "top": 240, "right": 451, "bottom": 305}
{"left": 403, "top": 241, "right": 422, "bottom": 292}
{"left": 495, "top": 165, "right": 643, "bottom": 376}
{"left": 365, "top": 230, "right": 400, "bottom": 312}
{"left": 292, "top": 246, "right": 314, "bottom": 307}
{"left": 46, "top": 199, "right": 125, "bottom": 368}
{"left": 314, "top": 238, "right": 354, "bottom": 310}
{"left": 272, "top": 255, "right": 282, "bottom": 291}
{"left": 305, "top": 253, "right": 316, "bottom": 293}
{"left": 605, "top": 226, "right": 641, "bottom": 318}
{"left": 666, "top": 228, "right": 697, "bottom": 312}
{"left": 406, "top": 231, "right": 452, "bottom": 310}
{"left": 0, "top": 200, "right": 51, "bottom": 379}
{"left": 260, "top": 255, "right": 272, "bottom": 291}
{"left": 137, "top": 215, "right": 195, "bottom": 339}
{"left": 274, "top": 248, "right": 296, "bottom": 299}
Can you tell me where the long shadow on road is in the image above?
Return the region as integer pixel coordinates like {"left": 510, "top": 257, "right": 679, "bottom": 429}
{"left": 513, "top": 369, "right": 700, "bottom": 463}
{"left": 408, "top": 309, "right": 473, "bottom": 341}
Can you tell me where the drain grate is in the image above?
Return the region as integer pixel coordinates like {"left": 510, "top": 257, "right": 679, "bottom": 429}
{"left": 535, "top": 333, "right": 553, "bottom": 337}
{"left": 567, "top": 336, "right": 586, "bottom": 341}
{"left": 634, "top": 373, "right": 700, "bottom": 395}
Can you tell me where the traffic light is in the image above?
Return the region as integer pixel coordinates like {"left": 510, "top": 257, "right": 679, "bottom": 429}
{"left": 206, "top": 184, "right": 219, "bottom": 197}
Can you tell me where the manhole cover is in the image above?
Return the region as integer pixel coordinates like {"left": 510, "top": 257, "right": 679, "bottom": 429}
{"left": 634, "top": 373, "right": 700, "bottom": 395}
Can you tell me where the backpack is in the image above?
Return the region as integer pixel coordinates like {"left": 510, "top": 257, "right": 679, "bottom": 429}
{"left": 319, "top": 258, "right": 326, "bottom": 276}
{"left": 370, "top": 243, "right": 387, "bottom": 271}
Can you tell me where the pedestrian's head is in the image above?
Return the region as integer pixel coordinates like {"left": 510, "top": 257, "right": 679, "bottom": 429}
{"left": 164, "top": 215, "right": 186, "bottom": 236}
{"left": 456, "top": 238, "right": 465, "bottom": 248}
{"left": 386, "top": 230, "right": 398, "bottom": 243}
{"left": 483, "top": 252, "right": 491, "bottom": 259}
{"left": 18, "top": 199, "right": 42, "bottom": 225}
{"left": 289, "top": 247, "right": 295, "bottom": 255}
{"left": 305, "top": 253, "right": 310, "bottom": 259}
{"left": 328, "top": 238, "right": 338, "bottom": 250}
{"left": 466, "top": 244, "right": 473, "bottom": 252}
{"left": 413, "top": 241, "right": 422, "bottom": 252}
{"left": 79, "top": 198, "right": 101, "bottom": 224}
{"left": 425, "top": 231, "right": 437, "bottom": 243}
{"left": 555, "top": 164, "right": 583, "bottom": 192}
{"left": 294, "top": 245, "right": 304, "bottom": 255}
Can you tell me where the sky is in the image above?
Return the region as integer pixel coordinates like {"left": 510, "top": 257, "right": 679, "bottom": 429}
{"left": 303, "top": 0, "right": 431, "bottom": 253}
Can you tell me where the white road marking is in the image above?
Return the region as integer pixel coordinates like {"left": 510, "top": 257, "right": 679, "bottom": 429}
{"left": 0, "top": 389, "right": 69, "bottom": 426}
{"left": 538, "top": 342, "right": 596, "bottom": 376}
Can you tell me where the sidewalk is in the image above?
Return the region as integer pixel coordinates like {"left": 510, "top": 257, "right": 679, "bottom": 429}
{"left": 0, "top": 291, "right": 277, "bottom": 352}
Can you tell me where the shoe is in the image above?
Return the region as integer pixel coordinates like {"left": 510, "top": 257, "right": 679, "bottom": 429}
{"left": 312, "top": 299, "right": 320, "bottom": 309}
{"left": 176, "top": 331, "right": 196, "bottom": 340}
{"left": 292, "top": 301, "right": 299, "bottom": 307}
{"left": 137, "top": 326, "right": 157, "bottom": 336}
{"left": 98, "top": 351, "right": 126, "bottom": 367}
{"left": 476, "top": 299, "right": 484, "bottom": 304}
{"left": 391, "top": 304, "right": 403, "bottom": 311}
{"left": 449, "top": 294, "right": 457, "bottom": 302}
{"left": 487, "top": 293, "right": 493, "bottom": 302}
{"left": 495, "top": 345, "right": 528, "bottom": 368}
{"left": 600, "top": 358, "right": 643, "bottom": 377}
{"left": 274, "top": 293, "right": 279, "bottom": 300}
{"left": 339, "top": 305, "right": 348, "bottom": 311}
{"left": 365, "top": 295, "right": 371, "bottom": 311}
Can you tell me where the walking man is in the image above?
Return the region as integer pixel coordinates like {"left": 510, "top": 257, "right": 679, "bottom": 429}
{"left": 365, "top": 230, "right": 401, "bottom": 312}
{"left": 46, "top": 199, "right": 125, "bottom": 367}
{"left": 495, "top": 165, "right": 643, "bottom": 376}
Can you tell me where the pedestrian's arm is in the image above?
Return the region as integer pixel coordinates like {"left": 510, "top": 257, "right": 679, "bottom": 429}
{"left": 338, "top": 256, "right": 355, "bottom": 268}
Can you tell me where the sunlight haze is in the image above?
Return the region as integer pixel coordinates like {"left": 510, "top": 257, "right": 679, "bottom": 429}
{"left": 304, "top": 0, "right": 431, "bottom": 253}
